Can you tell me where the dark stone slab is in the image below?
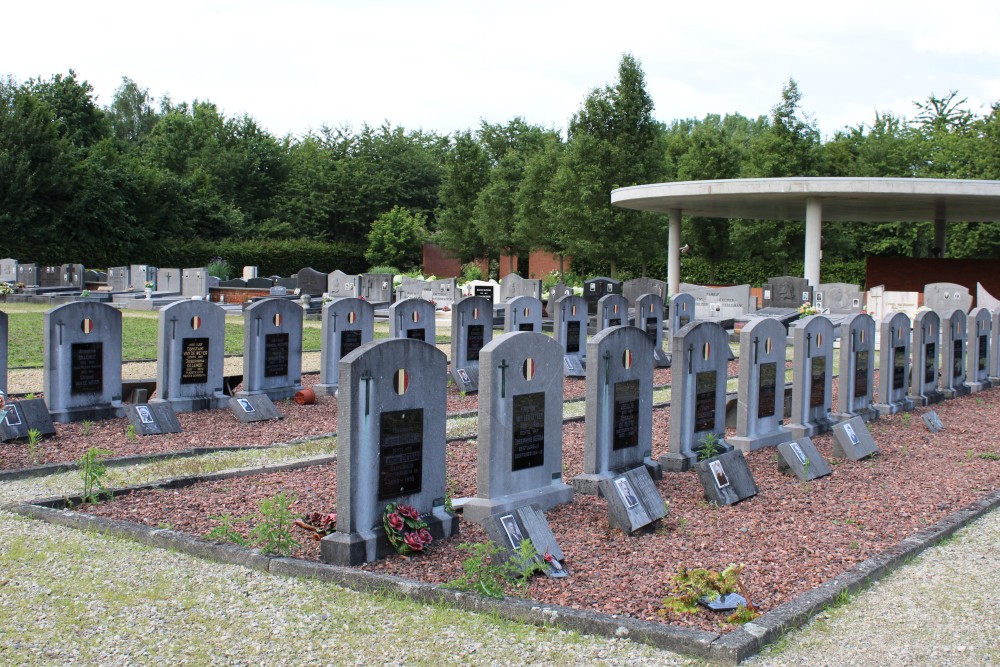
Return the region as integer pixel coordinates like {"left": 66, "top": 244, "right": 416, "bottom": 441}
{"left": 921, "top": 411, "right": 944, "bottom": 433}
{"left": 18, "top": 399, "right": 56, "bottom": 436}
{"left": 481, "top": 504, "right": 566, "bottom": 578}
{"left": 776, "top": 437, "right": 831, "bottom": 481}
{"left": 831, "top": 416, "right": 879, "bottom": 460}
{"left": 599, "top": 467, "right": 666, "bottom": 534}
{"left": 125, "top": 403, "right": 183, "bottom": 436}
{"left": 229, "top": 395, "right": 282, "bottom": 422}
{"left": 695, "top": 449, "right": 758, "bottom": 506}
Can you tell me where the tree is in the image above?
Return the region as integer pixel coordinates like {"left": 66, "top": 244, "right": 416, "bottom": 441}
{"left": 108, "top": 77, "right": 159, "bottom": 144}
{"left": 435, "top": 130, "right": 492, "bottom": 263}
{"left": 365, "top": 206, "right": 428, "bottom": 271}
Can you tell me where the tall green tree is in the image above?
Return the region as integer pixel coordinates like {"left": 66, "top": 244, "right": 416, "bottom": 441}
{"left": 435, "top": 130, "right": 491, "bottom": 264}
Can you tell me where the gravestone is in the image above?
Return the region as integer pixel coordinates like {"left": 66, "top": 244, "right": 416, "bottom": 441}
{"left": 991, "top": 310, "right": 1000, "bottom": 383}
{"left": 865, "top": 285, "right": 921, "bottom": 326}
{"left": 0, "top": 259, "right": 18, "bottom": 283}
{"left": 762, "top": 276, "right": 813, "bottom": 309}
{"left": 242, "top": 266, "right": 258, "bottom": 280}
{"left": 681, "top": 284, "right": 756, "bottom": 323}
{"left": 238, "top": 298, "right": 303, "bottom": 401}
{"left": 43, "top": 302, "right": 123, "bottom": 422}
{"left": 966, "top": 307, "right": 992, "bottom": 392}
{"left": 61, "top": 264, "right": 84, "bottom": 289}
{"left": 976, "top": 282, "right": 1000, "bottom": 311}
{"left": 834, "top": 313, "right": 878, "bottom": 423}
{"left": 940, "top": 308, "right": 970, "bottom": 398}
{"left": 462, "top": 331, "right": 574, "bottom": 523}
{"left": 670, "top": 293, "right": 696, "bottom": 334}
{"left": 635, "top": 293, "right": 670, "bottom": 367}
{"left": 327, "top": 270, "right": 359, "bottom": 299}
{"left": 207, "top": 276, "right": 221, "bottom": 289}
{"left": 661, "top": 321, "right": 732, "bottom": 472}
{"left": 776, "top": 437, "right": 831, "bottom": 481}
{"left": 875, "top": 313, "right": 913, "bottom": 415}
{"left": 908, "top": 310, "right": 942, "bottom": 407}
{"left": 388, "top": 298, "right": 436, "bottom": 343}
{"left": 396, "top": 276, "right": 427, "bottom": 301}
{"left": 553, "top": 294, "right": 588, "bottom": 377}
{"left": 296, "top": 267, "right": 328, "bottom": 297}
{"left": 320, "top": 338, "right": 458, "bottom": 566}
{"left": 430, "top": 278, "right": 457, "bottom": 309}
{"left": 316, "top": 298, "right": 374, "bottom": 395}
{"left": 246, "top": 277, "right": 274, "bottom": 289}
{"left": 125, "top": 403, "right": 182, "bottom": 436}
{"left": 156, "top": 268, "right": 182, "bottom": 294}
{"left": 152, "top": 300, "right": 228, "bottom": 412}
{"left": 831, "top": 416, "right": 879, "bottom": 460}
{"left": 17, "top": 263, "right": 38, "bottom": 287}
{"left": 573, "top": 325, "right": 659, "bottom": 495}
{"left": 729, "top": 317, "right": 791, "bottom": 451}
{"left": 695, "top": 449, "right": 758, "bottom": 506}
{"left": 814, "top": 283, "right": 864, "bottom": 314}
{"left": 182, "top": 268, "right": 209, "bottom": 298}
{"left": 503, "top": 295, "right": 543, "bottom": 333}
{"left": 584, "top": 277, "right": 622, "bottom": 315}
{"left": 623, "top": 277, "right": 666, "bottom": 307}
{"left": 270, "top": 286, "right": 287, "bottom": 297}
{"left": 0, "top": 399, "right": 56, "bottom": 442}
{"left": 229, "top": 394, "right": 282, "bottom": 422}
{"left": 130, "top": 265, "right": 155, "bottom": 291}
{"left": 921, "top": 411, "right": 944, "bottom": 432}
{"left": 924, "top": 282, "right": 972, "bottom": 315}
{"left": 786, "top": 315, "right": 836, "bottom": 439}
{"left": 547, "top": 283, "right": 572, "bottom": 315}
{"left": 480, "top": 505, "right": 565, "bottom": 576}
{"left": 218, "top": 278, "right": 247, "bottom": 288}
{"left": 499, "top": 273, "right": 543, "bottom": 303}
{"left": 275, "top": 276, "right": 298, "bottom": 290}
{"left": 0, "top": 310, "right": 6, "bottom": 395}
{"left": 450, "top": 296, "right": 493, "bottom": 393}
{"left": 83, "top": 269, "right": 101, "bottom": 285}
{"left": 466, "top": 280, "right": 498, "bottom": 303}
{"left": 597, "top": 293, "right": 629, "bottom": 330}
{"left": 39, "top": 266, "right": 61, "bottom": 288}
{"left": 359, "top": 273, "right": 394, "bottom": 304}
{"left": 599, "top": 467, "right": 666, "bottom": 534}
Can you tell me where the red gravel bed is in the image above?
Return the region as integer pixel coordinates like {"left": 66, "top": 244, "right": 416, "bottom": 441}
{"left": 85, "top": 383, "right": 1000, "bottom": 633}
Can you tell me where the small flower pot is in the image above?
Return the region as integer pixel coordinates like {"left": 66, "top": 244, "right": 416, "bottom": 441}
{"left": 293, "top": 387, "right": 316, "bottom": 405}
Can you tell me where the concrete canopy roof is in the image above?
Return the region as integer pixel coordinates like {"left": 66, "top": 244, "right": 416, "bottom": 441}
{"left": 611, "top": 177, "right": 1000, "bottom": 222}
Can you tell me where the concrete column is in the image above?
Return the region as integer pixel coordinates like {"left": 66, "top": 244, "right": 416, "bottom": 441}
{"left": 804, "top": 198, "right": 822, "bottom": 288}
{"left": 934, "top": 218, "right": 947, "bottom": 257}
{"left": 667, "top": 208, "right": 682, "bottom": 296}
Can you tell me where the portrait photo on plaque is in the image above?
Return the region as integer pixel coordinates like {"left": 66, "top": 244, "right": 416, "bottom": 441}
{"left": 136, "top": 405, "right": 155, "bottom": 424}
{"left": 614, "top": 477, "right": 640, "bottom": 509}
{"left": 789, "top": 441, "right": 807, "bottom": 465}
{"left": 500, "top": 514, "right": 525, "bottom": 549}
{"left": 709, "top": 459, "right": 730, "bottom": 489}
{"left": 237, "top": 398, "right": 255, "bottom": 414}
{"left": 843, "top": 422, "right": 860, "bottom": 445}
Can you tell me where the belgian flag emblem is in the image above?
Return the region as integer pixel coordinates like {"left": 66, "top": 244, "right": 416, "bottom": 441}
{"left": 394, "top": 369, "right": 409, "bottom": 395}
{"left": 273, "top": 313, "right": 282, "bottom": 327}
{"left": 81, "top": 318, "right": 94, "bottom": 334}
{"left": 623, "top": 349, "right": 633, "bottom": 370}
{"left": 347, "top": 311, "right": 356, "bottom": 324}
{"left": 522, "top": 358, "right": 535, "bottom": 381}
{"left": 191, "top": 315, "right": 202, "bottom": 331}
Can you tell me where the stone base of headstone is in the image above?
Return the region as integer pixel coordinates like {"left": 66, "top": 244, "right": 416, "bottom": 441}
{"left": 776, "top": 437, "right": 832, "bottom": 481}
{"left": 785, "top": 414, "right": 837, "bottom": 439}
{"left": 48, "top": 402, "right": 123, "bottom": 424}
{"left": 450, "top": 366, "right": 480, "bottom": 394}
{"left": 236, "top": 383, "right": 302, "bottom": 403}
{"left": 921, "top": 411, "right": 944, "bottom": 432}
{"left": 906, "top": 391, "right": 941, "bottom": 409}
{"left": 461, "top": 481, "right": 575, "bottom": 525}
{"left": 660, "top": 451, "right": 698, "bottom": 473}
{"left": 966, "top": 379, "right": 992, "bottom": 393}
{"left": 598, "top": 467, "right": 666, "bottom": 534}
{"left": 572, "top": 456, "right": 662, "bottom": 496}
{"left": 150, "top": 393, "right": 228, "bottom": 413}
{"left": 125, "top": 403, "right": 183, "bottom": 436}
{"left": 729, "top": 425, "right": 792, "bottom": 452}
{"left": 831, "top": 403, "right": 879, "bottom": 424}
{"left": 320, "top": 507, "right": 459, "bottom": 567}
{"left": 942, "top": 384, "right": 970, "bottom": 400}
{"left": 644, "top": 456, "right": 663, "bottom": 480}
{"left": 831, "top": 416, "right": 879, "bottom": 460}
{"left": 228, "top": 395, "right": 282, "bottom": 422}
{"left": 562, "top": 355, "right": 586, "bottom": 378}
{"left": 311, "top": 382, "right": 338, "bottom": 397}
{"left": 695, "top": 450, "right": 758, "bottom": 506}
{"left": 480, "top": 504, "right": 565, "bottom": 577}
{"left": 652, "top": 347, "right": 671, "bottom": 368}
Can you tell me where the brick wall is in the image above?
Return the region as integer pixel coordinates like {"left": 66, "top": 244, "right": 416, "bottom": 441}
{"left": 866, "top": 257, "right": 1000, "bottom": 305}
{"left": 209, "top": 287, "right": 270, "bottom": 304}
{"left": 423, "top": 244, "right": 565, "bottom": 281}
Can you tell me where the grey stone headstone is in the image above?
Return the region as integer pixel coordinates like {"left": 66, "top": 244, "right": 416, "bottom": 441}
{"left": 597, "top": 293, "right": 629, "bottom": 331}
{"left": 776, "top": 437, "right": 831, "bottom": 481}
{"left": 246, "top": 277, "right": 274, "bottom": 289}
{"left": 503, "top": 295, "right": 543, "bottom": 333}
{"left": 940, "top": 308, "right": 970, "bottom": 399}
{"left": 729, "top": 317, "right": 790, "bottom": 451}
{"left": 43, "top": 302, "right": 123, "bottom": 423}
{"left": 83, "top": 269, "right": 101, "bottom": 285}
{"left": 108, "top": 267, "right": 130, "bottom": 292}
{"left": 269, "top": 286, "right": 287, "bottom": 296}
{"left": 623, "top": 277, "right": 666, "bottom": 307}
{"left": 0, "top": 310, "right": 6, "bottom": 395}
{"left": 0, "top": 400, "right": 29, "bottom": 442}
{"left": 814, "top": 283, "right": 864, "bottom": 314}
{"left": 61, "top": 264, "right": 84, "bottom": 289}
{"left": 238, "top": 298, "right": 303, "bottom": 401}
{"left": 39, "top": 266, "right": 61, "bottom": 288}
{"left": 834, "top": 313, "right": 878, "bottom": 422}
{"left": 182, "top": 268, "right": 209, "bottom": 298}
{"left": 574, "top": 326, "right": 658, "bottom": 495}
{"left": 388, "top": 298, "right": 436, "bottom": 342}
{"left": 156, "top": 268, "right": 182, "bottom": 294}
{"left": 553, "top": 294, "right": 588, "bottom": 377}
{"left": 670, "top": 293, "right": 696, "bottom": 334}
{"left": 315, "top": 297, "right": 374, "bottom": 395}
{"left": 786, "top": 316, "right": 836, "bottom": 439}
{"left": 327, "top": 270, "right": 359, "bottom": 299}
{"left": 462, "top": 331, "right": 573, "bottom": 523}
{"left": 875, "top": 313, "right": 913, "bottom": 414}
{"left": 321, "top": 338, "right": 458, "bottom": 566}
{"left": 584, "top": 277, "right": 622, "bottom": 315}
{"left": 296, "top": 267, "right": 328, "bottom": 297}
{"left": 469, "top": 281, "right": 497, "bottom": 303}
{"left": 396, "top": 276, "right": 427, "bottom": 301}
{"left": 695, "top": 449, "right": 758, "bottom": 506}
{"left": 991, "top": 310, "right": 1000, "bottom": 381}
{"left": 242, "top": 266, "right": 258, "bottom": 280}
{"left": 0, "top": 258, "right": 18, "bottom": 283}
{"left": 662, "top": 321, "right": 732, "bottom": 472}
{"left": 17, "top": 263, "right": 39, "bottom": 287}
{"left": 762, "top": 276, "right": 812, "bottom": 309}
{"left": 19, "top": 398, "right": 55, "bottom": 436}
{"left": 275, "top": 276, "right": 298, "bottom": 290}
{"left": 500, "top": 273, "right": 543, "bottom": 303}
{"left": 359, "top": 273, "right": 394, "bottom": 305}
{"left": 430, "top": 278, "right": 457, "bottom": 309}
{"left": 218, "top": 278, "right": 247, "bottom": 288}
{"left": 130, "top": 265, "right": 155, "bottom": 291}
{"left": 924, "top": 282, "right": 972, "bottom": 315}
{"left": 831, "top": 416, "right": 879, "bottom": 460}
{"left": 125, "top": 403, "right": 182, "bottom": 436}
{"left": 547, "top": 283, "right": 572, "bottom": 313}
{"left": 450, "top": 296, "right": 493, "bottom": 394}
{"left": 976, "top": 282, "right": 1000, "bottom": 311}
{"left": 229, "top": 394, "right": 282, "bottom": 422}
{"left": 966, "top": 308, "right": 992, "bottom": 392}
{"left": 599, "top": 467, "right": 666, "bottom": 534}
{"left": 635, "top": 293, "right": 670, "bottom": 367}
{"left": 681, "top": 283, "right": 756, "bottom": 322}
{"left": 207, "top": 276, "right": 221, "bottom": 289}
{"left": 480, "top": 505, "right": 565, "bottom": 577}
{"left": 921, "top": 411, "right": 944, "bottom": 433}
{"left": 151, "top": 300, "right": 228, "bottom": 412}
{"left": 907, "top": 310, "right": 941, "bottom": 407}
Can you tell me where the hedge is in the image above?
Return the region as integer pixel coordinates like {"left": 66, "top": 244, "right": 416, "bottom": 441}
{"left": 141, "top": 238, "right": 368, "bottom": 277}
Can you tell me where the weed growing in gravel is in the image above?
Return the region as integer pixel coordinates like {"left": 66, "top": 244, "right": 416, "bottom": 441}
{"left": 901, "top": 412, "right": 912, "bottom": 427}
{"left": 660, "top": 563, "right": 760, "bottom": 624}
{"left": 24, "top": 392, "right": 36, "bottom": 400}
{"left": 248, "top": 492, "right": 300, "bottom": 556}
{"left": 27, "top": 428, "right": 42, "bottom": 464}
{"left": 977, "top": 451, "right": 999, "bottom": 461}
{"left": 205, "top": 513, "right": 249, "bottom": 546}
{"left": 81, "top": 420, "right": 93, "bottom": 436}
{"left": 444, "top": 540, "right": 547, "bottom": 599}
{"left": 78, "top": 447, "right": 113, "bottom": 504}
{"left": 697, "top": 432, "right": 722, "bottom": 461}
{"left": 125, "top": 424, "right": 136, "bottom": 440}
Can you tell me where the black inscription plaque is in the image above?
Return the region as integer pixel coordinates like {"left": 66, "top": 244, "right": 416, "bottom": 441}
{"left": 340, "top": 329, "right": 362, "bottom": 358}
{"left": 953, "top": 339, "right": 963, "bottom": 377}
{"left": 694, "top": 370, "right": 717, "bottom": 432}
{"left": 565, "top": 321, "right": 581, "bottom": 353}
{"left": 181, "top": 337, "right": 209, "bottom": 385}
{"left": 757, "top": 362, "right": 777, "bottom": 419}
{"left": 608, "top": 318, "right": 622, "bottom": 327}
{"left": 512, "top": 391, "right": 545, "bottom": 471}
{"left": 612, "top": 380, "right": 640, "bottom": 450}
{"left": 264, "top": 333, "right": 289, "bottom": 378}
{"left": 854, "top": 350, "right": 869, "bottom": 398}
{"left": 466, "top": 324, "right": 485, "bottom": 361}
{"left": 518, "top": 323, "right": 534, "bottom": 332}
{"left": 810, "top": 356, "right": 826, "bottom": 407}
{"left": 406, "top": 328, "right": 426, "bottom": 342}
{"left": 71, "top": 342, "right": 104, "bottom": 394}
{"left": 474, "top": 285, "right": 494, "bottom": 302}
{"left": 892, "top": 346, "right": 906, "bottom": 390}
{"left": 645, "top": 317, "right": 658, "bottom": 341}
{"left": 979, "top": 335, "right": 988, "bottom": 372}
{"left": 379, "top": 409, "right": 423, "bottom": 500}
{"left": 925, "top": 343, "right": 936, "bottom": 384}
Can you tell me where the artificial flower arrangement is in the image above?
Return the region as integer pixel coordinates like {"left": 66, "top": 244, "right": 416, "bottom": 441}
{"left": 383, "top": 502, "right": 433, "bottom": 555}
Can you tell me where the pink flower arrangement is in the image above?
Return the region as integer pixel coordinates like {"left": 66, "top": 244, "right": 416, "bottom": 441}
{"left": 294, "top": 511, "right": 337, "bottom": 540}
{"left": 382, "top": 502, "right": 432, "bottom": 556}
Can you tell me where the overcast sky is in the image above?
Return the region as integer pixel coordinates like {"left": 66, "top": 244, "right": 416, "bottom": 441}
{"left": 5, "top": 0, "right": 999, "bottom": 140}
